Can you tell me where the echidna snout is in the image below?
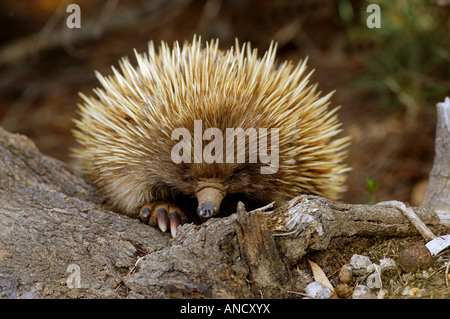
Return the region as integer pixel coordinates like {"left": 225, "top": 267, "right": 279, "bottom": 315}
{"left": 195, "top": 183, "right": 225, "bottom": 219}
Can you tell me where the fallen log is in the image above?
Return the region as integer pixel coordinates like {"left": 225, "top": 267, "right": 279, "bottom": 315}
{"left": 0, "top": 126, "right": 445, "bottom": 298}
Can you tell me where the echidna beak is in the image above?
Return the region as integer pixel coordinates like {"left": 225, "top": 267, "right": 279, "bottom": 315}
{"left": 196, "top": 186, "right": 224, "bottom": 219}
{"left": 197, "top": 200, "right": 217, "bottom": 219}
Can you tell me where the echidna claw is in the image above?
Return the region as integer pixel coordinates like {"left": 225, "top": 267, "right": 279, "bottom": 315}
{"left": 139, "top": 202, "right": 187, "bottom": 237}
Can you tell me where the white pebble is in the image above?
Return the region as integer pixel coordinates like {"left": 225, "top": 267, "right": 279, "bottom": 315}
{"left": 352, "top": 285, "right": 377, "bottom": 299}
{"left": 305, "top": 281, "right": 333, "bottom": 299}
{"left": 349, "top": 254, "right": 372, "bottom": 274}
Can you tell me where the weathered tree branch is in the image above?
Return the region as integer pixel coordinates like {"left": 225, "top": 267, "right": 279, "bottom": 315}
{"left": 421, "top": 97, "right": 450, "bottom": 227}
{"left": 0, "top": 126, "right": 444, "bottom": 298}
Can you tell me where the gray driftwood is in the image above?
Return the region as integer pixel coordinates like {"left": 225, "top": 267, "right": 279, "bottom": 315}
{"left": 0, "top": 127, "right": 442, "bottom": 298}
{"left": 421, "top": 98, "right": 450, "bottom": 227}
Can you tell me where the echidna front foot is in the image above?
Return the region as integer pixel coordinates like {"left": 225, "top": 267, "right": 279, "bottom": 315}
{"left": 139, "top": 202, "right": 188, "bottom": 237}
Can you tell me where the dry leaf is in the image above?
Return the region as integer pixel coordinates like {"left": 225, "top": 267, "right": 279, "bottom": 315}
{"left": 308, "top": 260, "right": 338, "bottom": 298}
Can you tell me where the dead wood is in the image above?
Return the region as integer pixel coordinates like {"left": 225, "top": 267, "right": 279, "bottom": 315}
{"left": 421, "top": 98, "right": 450, "bottom": 227}
{"left": 0, "top": 126, "right": 444, "bottom": 298}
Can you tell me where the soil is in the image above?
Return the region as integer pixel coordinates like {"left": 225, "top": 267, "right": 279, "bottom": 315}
{"left": 304, "top": 235, "right": 449, "bottom": 299}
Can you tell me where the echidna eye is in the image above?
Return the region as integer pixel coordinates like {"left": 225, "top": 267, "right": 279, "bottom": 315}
{"left": 183, "top": 173, "right": 194, "bottom": 183}
{"left": 227, "top": 170, "right": 241, "bottom": 183}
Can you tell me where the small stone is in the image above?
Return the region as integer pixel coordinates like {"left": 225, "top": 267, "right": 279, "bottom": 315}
{"left": 304, "top": 281, "right": 333, "bottom": 299}
{"left": 379, "top": 258, "right": 399, "bottom": 277}
{"left": 398, "top": 243, "right": 432, "bottom": 272}
{"left": 352, "top": 284, "right": 377, "bottom": 299}
{"left": 401, "top": 286, "right": 411, "bottom": 296}
{"left": 0, "top": 274, "right": 18, "bottom": 299}
{"left": 380, "top": 258, "right": 396, "bottom": 270}
{"left": 377, "top": 288, "right": 388, "bottom": 299}
{"left": 408, "top": 287, "right": 423, "bottom": 297}
{"left": 335, "top": 283, "right": 353, "bottom": 299}
{"left": 339, "top": 264, "right": 353, "bottom": 283}
{"left": 366, "top": 268, "right": 382, "bottom": 289}
{"left": 349, "top": 254, "right": 372, "bottom": 275}
{"left": 402, "top": 286, "right": 425, "bottom": 298}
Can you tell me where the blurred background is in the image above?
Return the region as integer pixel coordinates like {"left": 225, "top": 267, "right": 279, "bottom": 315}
{"left": 0, "top": 0, "right": 448, "bottom": 204}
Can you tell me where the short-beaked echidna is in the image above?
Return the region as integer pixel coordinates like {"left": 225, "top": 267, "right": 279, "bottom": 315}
{"left": 73, "top": 36, "right": 350, "bottom": 237}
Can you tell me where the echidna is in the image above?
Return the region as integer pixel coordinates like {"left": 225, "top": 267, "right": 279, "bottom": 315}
{"left": 73, "top": 36, "right": 350, "bottom": 237}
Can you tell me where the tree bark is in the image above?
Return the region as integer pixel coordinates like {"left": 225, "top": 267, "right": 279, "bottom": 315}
{"left": 0, "top": 127, "right": 443, "bottom": 298}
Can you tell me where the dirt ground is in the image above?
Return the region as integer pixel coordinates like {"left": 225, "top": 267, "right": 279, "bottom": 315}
{"left": 0, "top": 0, "right": 448, "bottom": 299}
{"left": 304, "top": 235, "right": 449, "bottom": 299}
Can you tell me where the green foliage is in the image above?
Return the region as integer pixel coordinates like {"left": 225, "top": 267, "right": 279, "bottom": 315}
{"left": 365, "top": 177, "right": 380, "bottom": 204}
{"left": 339, "top": 0, "right": 450, "bottom": 120}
